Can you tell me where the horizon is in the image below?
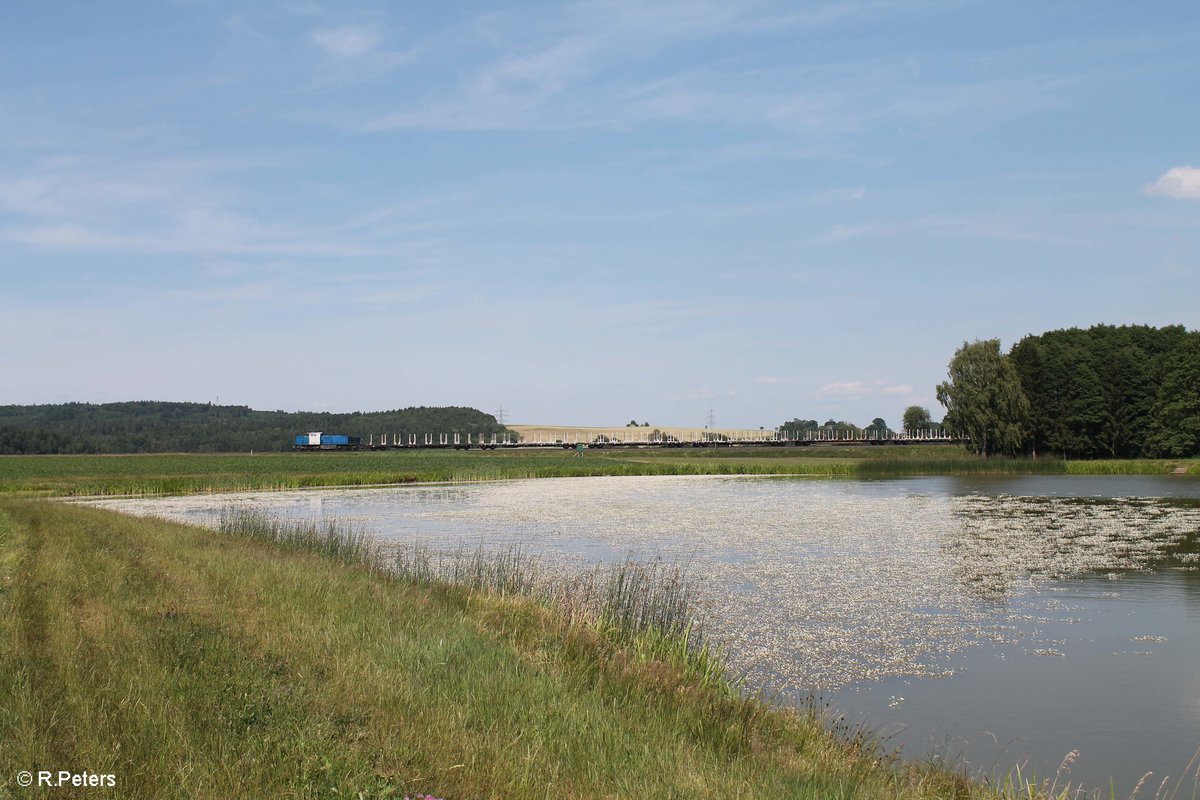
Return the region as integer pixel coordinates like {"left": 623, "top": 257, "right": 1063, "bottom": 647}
{"left": 0, "top": 396, "right": 929, "bottom": 430}
{"left": 3, "top": 2, "right": 1198, "bottom": 427}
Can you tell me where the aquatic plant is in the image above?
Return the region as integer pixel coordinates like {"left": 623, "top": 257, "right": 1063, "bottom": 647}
{"left": 218, "top": 507, "right": 376, "bottom": 566}
{"left": 218, "top": 506, "right": 720, "bottom": 681}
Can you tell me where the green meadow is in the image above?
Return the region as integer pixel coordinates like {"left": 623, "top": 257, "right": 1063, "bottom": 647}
{"left": 1, "top": 446, "right": 1195, "bottom": 497}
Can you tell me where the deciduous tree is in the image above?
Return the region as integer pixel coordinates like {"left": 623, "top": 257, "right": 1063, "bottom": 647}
{"left": 936, "top": 339, "right": 1029, "bottom": 456}
{"left": 902, "top": 406, "right": 932, "bottom": 432}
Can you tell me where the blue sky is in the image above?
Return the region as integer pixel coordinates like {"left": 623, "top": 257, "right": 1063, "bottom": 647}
{"left": 2, "top": 1, "right": 1198, "bottom": 429}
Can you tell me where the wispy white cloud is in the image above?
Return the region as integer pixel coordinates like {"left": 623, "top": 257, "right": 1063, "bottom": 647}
{"left": 621, "top": 68, "right": 1073, "bottom": 141}
{"left": 364, "top": 32, "right": 606, "bottom": 131}
{"left": 313, "top": 25, "right": 382, "bottom": 58}
{"left": 282, "top": 2, "right": 321, "bottom": 16}
{"left": 882, "top": 384, "right": 914, "bottom": 395}
{"left": 1144, "top": 166, "right": 1200, "bottom": 200}
{"left": 1, "top": 222, "right": 378, "bottom": 258}
{"left": 672, "top": 388, "right": 714, "bottom": 401}
{"left": 822, "top": 213, "right": 1094, "bottom": 245}
{"left": 821, "top": 381, "right": 873, "bottom": 396}
{"left": 223, "top": 13, "right": 275, "bottom": 44}
{"left": 755, "top": 376, "right": 779, "bottom": 384}
{"left": 0, "top": 155, "right": 389, "bottom": 259}
{"left": 363, "top": 1, "right": 958, "bottom": 133}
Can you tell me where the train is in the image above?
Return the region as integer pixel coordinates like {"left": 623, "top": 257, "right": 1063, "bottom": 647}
{"left": 293, "top": 431, "right": 362, "bottom": 451}
{"left": 293, "top": 429, "right": 962, "bottom": 451}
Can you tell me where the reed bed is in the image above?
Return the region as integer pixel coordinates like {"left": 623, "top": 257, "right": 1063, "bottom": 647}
{"left": 2, "top": 449, "right": 1193, "bottom": 497}
{"left": 1064, "top": 459, "right": 1197, "bottom": 475}
{"left": 218, "top": 508, "right": 721, "bottom": 680}
{"left": 0, "top": 451, "right": 859, "bottom": 497}
{"left": 985, "top": 744, "right": 1200, "bottom": 800}
{"left": 397, "top": 544, "right": 715, "bottom": 669}
{"left": 217, "top": 506, "right": 376, "bottom": 565}
{"left": 855, "top": 456, "right": 1070, "bottom": 476}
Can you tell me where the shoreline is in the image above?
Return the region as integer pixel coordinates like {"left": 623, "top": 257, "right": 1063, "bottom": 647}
{"left": 2, "top": 448, "right": 1196, "bottom": 500}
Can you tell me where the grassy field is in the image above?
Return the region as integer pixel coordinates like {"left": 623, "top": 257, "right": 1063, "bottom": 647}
{"left": 0, "top": 447, "right": 1196, "bottom": 497}
{"left": 0, "top": 499, "right": 987, "bottom": 799}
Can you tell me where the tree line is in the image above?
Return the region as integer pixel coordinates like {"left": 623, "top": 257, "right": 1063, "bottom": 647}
{"left": 937, "top": 324, "right": 1200, "bottom": 458}
{"left": 777, "top": 416, "right": 921, "bottom": 438}
{"left": 0, "top": 402, "right": 510, "bottom": 454}
{"left": 778, "top": 408, "right": 950, "bottom": 438}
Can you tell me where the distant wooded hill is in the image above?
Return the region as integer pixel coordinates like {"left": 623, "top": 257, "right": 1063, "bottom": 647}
{"left": 0, "top": 402, "right": 508, "bottom": 454}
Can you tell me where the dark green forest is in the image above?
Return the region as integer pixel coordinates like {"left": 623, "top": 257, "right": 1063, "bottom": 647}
{"left": 938, "top": 324, "right": 1200, "bottom": 458}
{"left": 0, "top": 402, "right": 508, "bottom": 454}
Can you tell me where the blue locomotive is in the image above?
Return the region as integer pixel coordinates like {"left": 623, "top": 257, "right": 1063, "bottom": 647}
{"left": 293, "top": 431, "right": 362, "bottom": 451}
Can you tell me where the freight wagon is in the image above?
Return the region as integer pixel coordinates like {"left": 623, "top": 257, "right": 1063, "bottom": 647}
{"left": 292, "top": 431, "right": 362, "bottom": 451}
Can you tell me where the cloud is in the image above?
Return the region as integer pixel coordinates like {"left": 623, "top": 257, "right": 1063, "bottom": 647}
{"left": 1144, "top": 166, "right": 1200, "bottom": 200}
{"left": 282, "top": 2, "right": 320, "bottom": 15}
{"left": 672, "top": 388, "right": 714, "bottom": 401}
{"left": 755, "top": 376, "right": 779, "bottom": 384}
{"left": 882, "top": 384, "right": 914, "bottom": 395}
{"left": 822, "top": 214, "right": 1091, "bottom": 246}
{"left": 312, "top": 25, "right": 382, "bottom": 58}
{"left": 0, "top": 155, "right": 395, "bottom": 259}
{"left": 848, "top": 186, "right": 865, "bottom": 201}
{"left": 364, "top": 1, "right": 972, "bottom": 134}
{"left": 820, "top": 381, "right": 873, "bottom": 396}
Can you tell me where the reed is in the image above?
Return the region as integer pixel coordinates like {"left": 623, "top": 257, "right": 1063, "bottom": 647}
{"left": 217, "top": 507, "right": 377, "bottom": 565}
{"left": 395, "top": 544, "right": 723, "bottom": 680}
{"left": 2, "top": 449, "right": 1191, "bottom": 497}
{"left": 855, "top": 456, "right": 1069, "bottom": 476}
{"left": 217, "top": 508, "right": 721, "bottom": 681}
{"left": 1064, "top": 460, "right": 1192, "bottom": 475}
{"left": 979, "top": 744, "right": 1200, "bottom": 800}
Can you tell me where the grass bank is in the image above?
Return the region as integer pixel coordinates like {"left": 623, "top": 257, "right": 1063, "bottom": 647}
{"left": 0, "top": 499, "right": 982, "bottom": 799}
{"left": 0, "top": 448, "right": 1195, "bottom": 497}
{"left": 0, "top": 450, "right": 854, "bottom": 497}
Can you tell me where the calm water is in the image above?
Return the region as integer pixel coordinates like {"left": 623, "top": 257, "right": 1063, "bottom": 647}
{"left": 93, "top": 475, "right": 1200, "bottom": 792}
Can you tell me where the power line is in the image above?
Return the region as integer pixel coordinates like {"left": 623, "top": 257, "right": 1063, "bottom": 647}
{"left": 495, "top": 404, "right": 508, "bottom": 425}
{"left": 706, "top": 408, "right": 715, "bottom": 429}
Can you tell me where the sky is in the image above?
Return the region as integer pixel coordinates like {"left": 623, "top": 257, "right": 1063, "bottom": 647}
{"left": 2, "top": 1, "right": 1199, "bottom": 429}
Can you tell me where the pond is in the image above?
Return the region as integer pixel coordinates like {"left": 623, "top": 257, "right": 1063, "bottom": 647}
{"left": 91, "top": 474, "right": 1200, "bottom": 792}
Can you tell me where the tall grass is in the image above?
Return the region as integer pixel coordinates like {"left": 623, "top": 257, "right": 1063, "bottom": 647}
{"left": 984, "top": 745, "right": 1200, "bottom": 800}
{"left": 855, "top": 456, "right": 1069, "bottom": 476}
{"left": 1064, "top": 459, "right": 1194, "bottom": 475}
{"left": 2, "top": 449, "right": 1194, "bottom": 497}
{"left": 218, "top": 508, "right": 721, "bottom": 681}
{"left": 0, "top": 450, "right": 860, "bottom": 497}
{"left": 217, "top": 507, "right": 376, "bottom": 565}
